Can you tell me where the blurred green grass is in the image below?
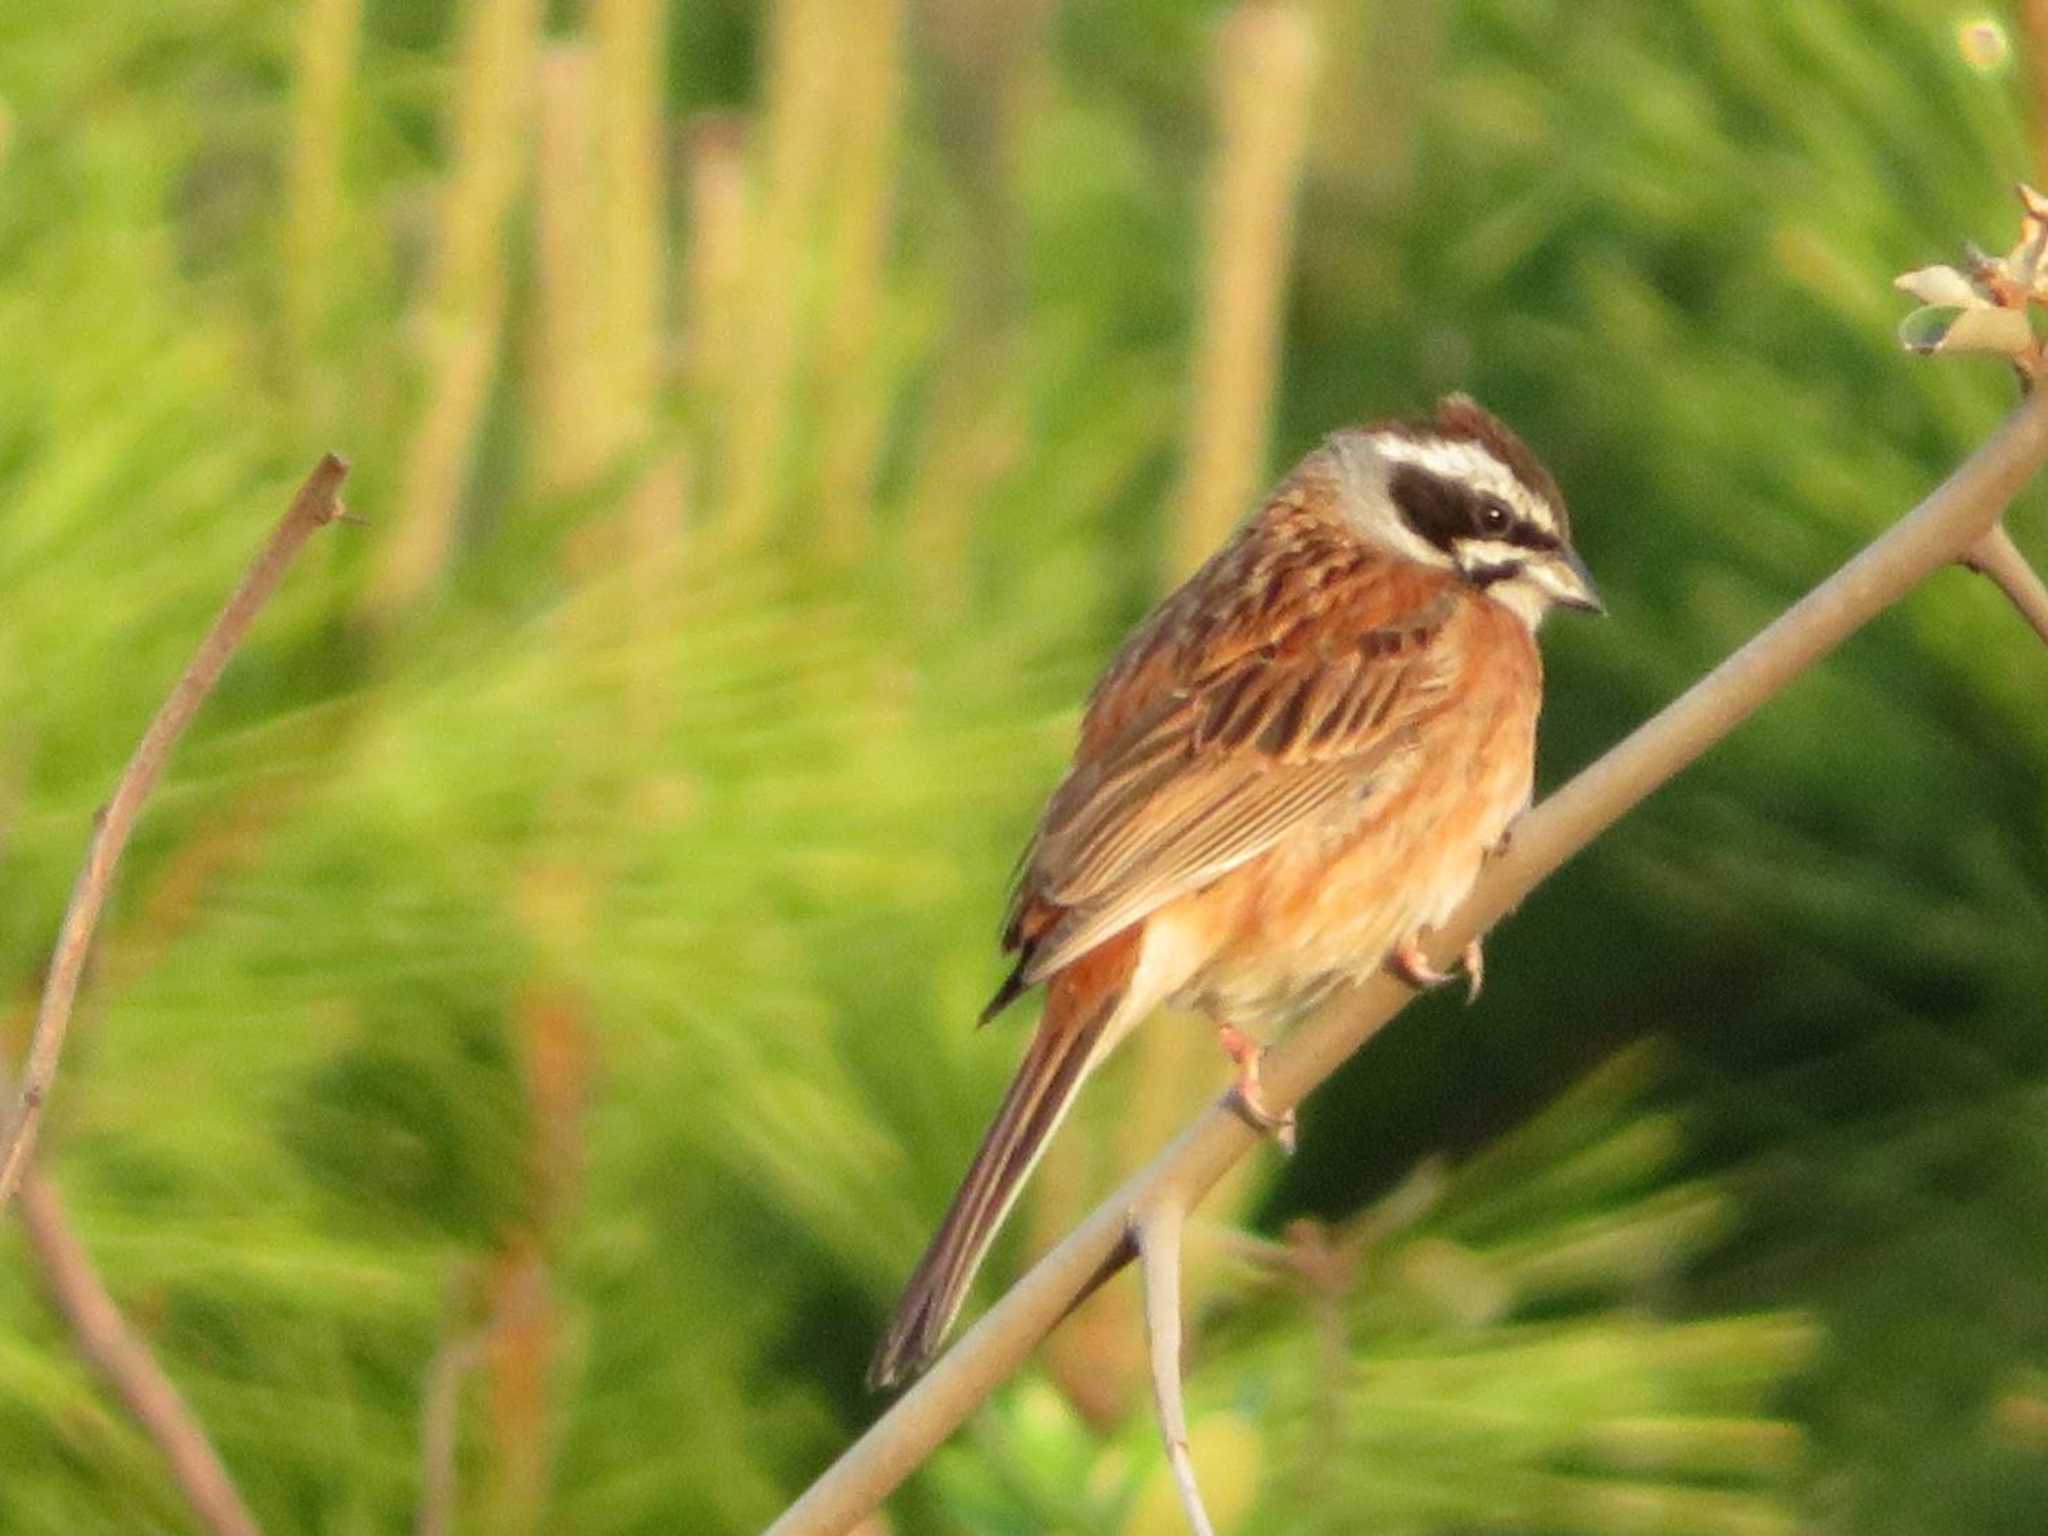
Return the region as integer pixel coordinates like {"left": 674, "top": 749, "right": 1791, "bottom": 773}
{"left": 2, "top": 1, "right": 2047, "bottom": 1532}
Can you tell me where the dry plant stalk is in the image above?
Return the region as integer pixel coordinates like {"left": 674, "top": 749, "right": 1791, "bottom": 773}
{"left": 284, "top": 0, "right": 364, "bottom": 406}
{"left": 19, "top": 1169, "right": 264, "bottom": 1536}
{"left": 817, "top": 0, "right": 907, "bottom": 557}
{"left": 533, "top": 43, "right": 609, "bottom": 496}
{"left": 764, "top": 385, "right": 2048, "bottom": 1536}
{"left": 594, "top": 0, "right": 667, "bottom": 440}
{"left": 417, "top": 1263, "right": 543, "bottom": 1536}
{"left": 0, "top": 455, "right": 351, "bottom": 1208}
{"left": 679, "top": 116, "right": 751, "bottom": 486}
{"left": 1169, "top": 1, "right": 1319, "bottom": 579}
{"left": 415, "top": 1320, "right": 487, "bottom": 1536}
{"left": 592, "top": 0, "right": 688, "bottom": 660}
{"left": 721, "top": 0, "right": 841, "bottom": 541}
{"left": 367, "top": 0, "right": 541, "bottom": 618}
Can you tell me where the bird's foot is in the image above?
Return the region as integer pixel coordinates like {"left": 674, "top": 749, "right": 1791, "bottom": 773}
{"left": 1217, "top": 1021, "right": 1296, "bottom": 1154}
{"left": 1388, "top": 937, "right": 1485, "bottom": 1003}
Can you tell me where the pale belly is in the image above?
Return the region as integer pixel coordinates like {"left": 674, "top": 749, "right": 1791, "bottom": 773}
{"left": 1153, "top": 703, "right": 1534, "bottom": 1028}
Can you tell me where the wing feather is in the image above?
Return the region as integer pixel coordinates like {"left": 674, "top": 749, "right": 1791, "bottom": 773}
{"left": 1006, "top": 550, "right": 1466, "bottom": 988}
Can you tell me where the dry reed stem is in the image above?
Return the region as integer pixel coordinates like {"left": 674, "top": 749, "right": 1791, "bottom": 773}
{"left": 897, "top": 0, "right": 1055, "bottom": 614}
{"left": 595, "top": 0, "right": 667, "bottom": 437}
{"left": 762, "top": 383, "right": 2048, "bottom": 1536}
{"left": 368, "top": 0, "right": 541, "bottom": 618}
{"left": 593, "top": 0, "right": 687, "bottom": 651}
{"left": 1170, "top": 1, "right": 1319, "bottom": 579}
{"left": 817, "top": 0, "right": 907, "bottom": 557}
{"left": 679, "top": 115, "right": 750, "bottom": 490}
{"left": 284, "top": 0, "right": 363, "bottom": 402}
{"left": 721, "top": 0, "right": 840, "bottom": 540}
{"left": 0, "top": 455, "right": 350, "bottom": 1209}
{"left": 19, "top": 1169, "right": 263, "bottom": 1536}
{"left": 533, "top": 44, "right": 609, "bottom": 495}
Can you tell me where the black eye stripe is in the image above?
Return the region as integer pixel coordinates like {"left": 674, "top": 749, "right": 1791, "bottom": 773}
{"left": 1390, "top": 464, "right": 1562, "bottom": 553}
{"left": 1388, "top": 463, "right": 1470, "bottom": 553}
{"left": 1506, "top": 521, "right": 1562, "bottom": 552}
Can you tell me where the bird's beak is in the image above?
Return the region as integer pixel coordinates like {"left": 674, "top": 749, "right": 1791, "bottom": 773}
{"left": 1546, "top": 547, "right": 1605, "bottom": 614}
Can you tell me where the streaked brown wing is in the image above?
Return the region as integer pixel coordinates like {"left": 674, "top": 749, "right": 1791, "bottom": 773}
{"left": 1008, "top": 550, "right": 1467, "bottom": 987}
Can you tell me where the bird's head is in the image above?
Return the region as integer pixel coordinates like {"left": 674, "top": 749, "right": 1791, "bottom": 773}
{"left": 1326, "top": 394, "right": 1602, "bottom": 629}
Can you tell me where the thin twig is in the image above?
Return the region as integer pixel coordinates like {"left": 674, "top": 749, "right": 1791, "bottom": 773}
{"left": 19, "top": 1169, "right": 263, "bottom": 1536}
{"left": 1135, "top": 1200, "right": 1215, "bottom": 1536}
{"left": 763, "top": 386, "right": 2048, "bottom": 1536}
{"left": 0, "top": 454, "right": 350, "bottom": 1210}
{"left": 1962, "top": 522, "right": 2048, "bottom": 647}
{"left": 416, "top": 1320, "right": 489, "bottom": 1536}
{"left": 416, "top": 1265, "right": 538, "bottom": 1536}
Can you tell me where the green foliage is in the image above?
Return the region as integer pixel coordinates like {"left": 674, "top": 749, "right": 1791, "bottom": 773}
{"left": 925, "top": 1048, "right": 1815, "bottom": 1535}
{"left": 0, "top": 1, "right": 2045, "bottom": 1533}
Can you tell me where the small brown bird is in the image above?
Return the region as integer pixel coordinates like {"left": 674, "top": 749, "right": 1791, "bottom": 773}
{"left": 869, "top": 396, "right": 1601, "bottom": 1389}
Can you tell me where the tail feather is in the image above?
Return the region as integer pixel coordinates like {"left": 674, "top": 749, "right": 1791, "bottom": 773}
{"left": 868, "top": 935, "right": 1138, "bottom": 1389}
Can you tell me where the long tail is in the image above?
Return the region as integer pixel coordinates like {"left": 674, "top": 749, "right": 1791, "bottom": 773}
{"left": 868, "top": 934, "right": 1139, "bottom": 1389}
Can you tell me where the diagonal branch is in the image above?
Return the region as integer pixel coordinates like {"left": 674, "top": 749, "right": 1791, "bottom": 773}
{"left": 763, "top": 387, "right": 2048, "bottom": 1536}
{"left": 0, "top": 454, "right": 350, "bottom": 1210}
{"left": 19, "top": 1168, "right": 263, "bottom": 1536}
{"left": 1963, "top": 522, "right": 2048, "bottom": 648}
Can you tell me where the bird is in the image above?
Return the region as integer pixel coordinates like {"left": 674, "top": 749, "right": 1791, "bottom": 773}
{"left": 867, "top": 394, "right": 1602, "bottom": 1390}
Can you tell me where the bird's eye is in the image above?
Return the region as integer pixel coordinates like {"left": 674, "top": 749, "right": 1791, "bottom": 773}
{"left": 1476, "top": 496, "right": 1512, "bottom": 535}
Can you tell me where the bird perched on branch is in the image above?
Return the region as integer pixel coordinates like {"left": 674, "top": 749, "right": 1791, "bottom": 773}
{"left": 869, "top": 395, "right": 1602, "bottom": 1389}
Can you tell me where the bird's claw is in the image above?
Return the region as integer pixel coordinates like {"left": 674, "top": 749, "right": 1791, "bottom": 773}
{"left": 1217, "top": 1022, "right": 1296, "bottom": 1154}
{"left": 1389, "top": 937, "right": 1485, "bottom": 1003}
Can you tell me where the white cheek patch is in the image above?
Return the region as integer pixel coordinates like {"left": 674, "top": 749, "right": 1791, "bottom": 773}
{"left": 1484, "top": 576, "right": 1550, "bottom": 631}
{"left": 1454, "top": 537, "right": 1526, "bottom": 571}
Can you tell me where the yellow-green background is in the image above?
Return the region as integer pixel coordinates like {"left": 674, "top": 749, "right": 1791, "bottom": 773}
{"left": 3, "top": 1, "right": 2046, "bottom": 1532}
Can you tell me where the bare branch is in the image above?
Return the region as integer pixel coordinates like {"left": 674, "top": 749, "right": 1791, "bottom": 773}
{"left": 416, "top": 1315, "right": 490, "bottom": 1536}
{"left": 416, "top": 1263, "right": 541, "bottom": 1536}
{"left": 18, "top": 1170, "right": 263, "bottom": 1536}
{"left": 1963, "top": 522, "right": 2048, "bottom": 648}
{"left": 764, "top": 388, "right": 2048, "bottom": 1536}
{"left": 1135, "top": 1200, "right": 1215, "bottom": 1536}
{"left": 0, "top": 454, "right": 350, "bottom": 1210}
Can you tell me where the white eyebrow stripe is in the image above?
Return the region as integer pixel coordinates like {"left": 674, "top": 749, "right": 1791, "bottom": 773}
{"left": 1371, "top": 435, "right": 1501, "bottom": 484}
